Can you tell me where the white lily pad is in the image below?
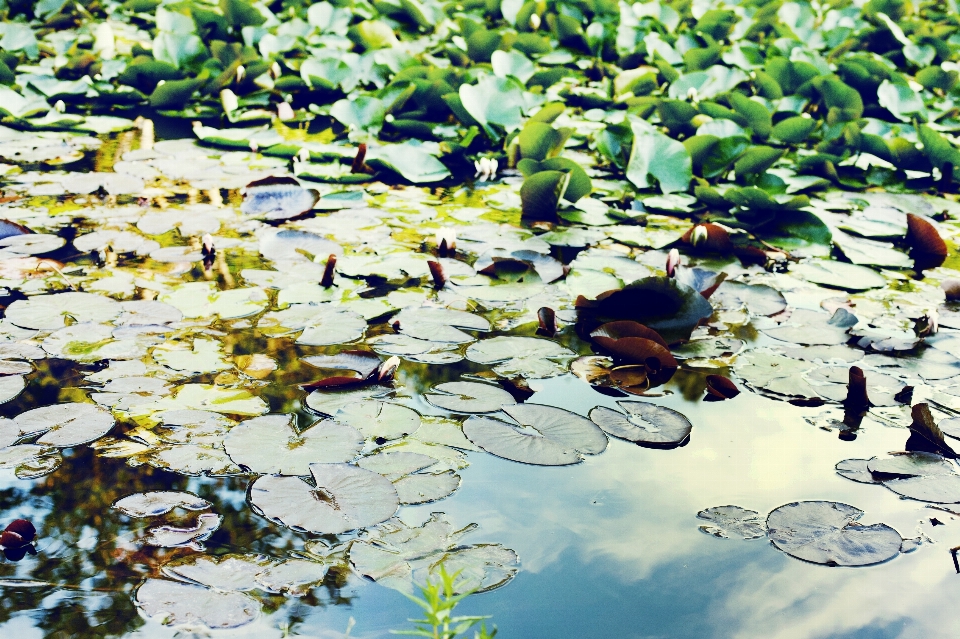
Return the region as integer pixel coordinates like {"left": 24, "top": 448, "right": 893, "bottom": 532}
{"left": 463, "top": 403, "right": 607, "bottom": 466}
{"left": 335, "top": 401, "right": 421, "bottom": 440}
{"left": 224, "top": 414, "right": 363, "bottom": 475}
{"left": 766, "top": 501, "right": 902, "bottom": 566}
{"left": 142, "top": 512, "right": 222, "bottom": 550}
{"left": 15, "top": 402, "right": 115, "bottom": 447}
{"left": 5, "top": 292, "right": 121, "bottom": 329}
{"left": 589, "top": 401, "right": 692, "bottom": 447}
{"left": 249, "top": 462, "right": 399, "bottom": 534}
{"left": 135, "top": 578, "right": 259, "bottom": 629}
{"left": 113, "top": 491, "right": 211, "bottom": 518}
{"left": 466, "top": 336, "right": 575, "bottom": 379}
{"left": 425, "top": 381, "right": 516, "bottom": 413}
{"left": 259, "top": 304, "right": 366, "bottom": 345}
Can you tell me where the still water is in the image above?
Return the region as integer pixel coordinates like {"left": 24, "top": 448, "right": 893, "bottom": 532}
{"left": 0, "top": 128, "right": 956, "bottom": 639}
{"left": 0, "top": 371, "right": 954, "bottom": 639}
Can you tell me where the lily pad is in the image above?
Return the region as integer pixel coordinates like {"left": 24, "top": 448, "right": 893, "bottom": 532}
{"left": 766, "top": 501, "right": 902, "bottom": 567}
{"left": 5, "top": 292, "right": 121, "bottom": 330}
{"left": 335, "top": 401, "right": 421, "bottom": 440}
{"left": 249, "top": 462, "right": 399, "bottom": 534}
{"left": 465, "top": 336, "right": 575, "bottom": 379}
{"left": 15, "top": 403, "right": 115, "bottom": 447}
{"left": 113, "top": 491, "right": 211, "bottom": 518}
{"left": 589, "top": 401, "right": 692, "bottom": 447}
{"left": 135, "top": 578, "right": 259, "bottom": 629}
{"left": 425, "top": 382, "right": 517, "bottom": 413}
{"left": 224, "top": 414, "right": 363, "bottom": 475}
{"left": 697, "top": 506, "right": 766, "bottom": 539}
{"left": 463, "top": 403, "right": 606, "bottom": 466}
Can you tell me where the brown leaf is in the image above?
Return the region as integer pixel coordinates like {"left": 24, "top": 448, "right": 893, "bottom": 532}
{"left": 537, "top": 307, "right": 557, "bottom": 336}
{"left": 843, "top": 366, "right": 870, "bottom": 410}
{"left": 609, "top": 365, "right": 650, "bottom": 394}
{"left": 705, "top": 375, "right": 740, "bottom": 400}
{"left": 907, "top": 213, "right": 947, "bottom": 266}
{"left": 681, "top": 223, "right": 733, "bottom": 252}
{"left": 427, "top": 260, "right": 446, "bottom": 289}
{"left": 590, "top": 321, "right": 667, "bottom": 348}
{"left": 595, "top": 337, "right": 677, "bottom": 385}
{"left": 320, "top": 254, "right": 337, "bottom": 287}
{"left": 907, "top": 403, "right": 957, "bottom": 458}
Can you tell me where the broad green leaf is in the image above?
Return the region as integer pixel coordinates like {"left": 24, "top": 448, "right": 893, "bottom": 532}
{"left": 626, "top": 121, "right": 692, "bottom": 194}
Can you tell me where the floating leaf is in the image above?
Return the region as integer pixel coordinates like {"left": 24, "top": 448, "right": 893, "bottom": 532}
{"left": 142, "top": 513, "right": 222, "bottom": 551}
{"left": 425, "top": 381, "right": 516, "bottom": 413}
{"left": 465, "top": 336, "right": 575, "bottom": 379}
{"left": 766, "top": 501, "right": 902, "bottom": 566}
{"left": 589, "top": 401, "right": 692, "bottom": 447}
{"left": 5, "top": 292, "right": 121, "bottom": 330}
{"left": 463, "top": 403, "right": 606, "bottom": 466}
{"left": 135, "top": 578, "right": 258, "bottom": 629}
{"left": 249, "top": 463, "right": 399, "bottom": 534}
{"left": 697, "top": 506, "right": 765, "bottom": 539}
{"left": 15, "top": 403, "right": 115, "bottom": 447}
{"left": 113, "top": 491, "right": 211, "bottom": 518}
{"left": 224, "top": 414, "right": 363, "bottom": 475}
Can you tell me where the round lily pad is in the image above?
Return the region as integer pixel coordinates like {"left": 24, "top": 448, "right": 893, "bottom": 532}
{"left": 162, "top": 554, "right": 277, "bottom": 592}
{"left": 466, "top": 336, "right": 575, "bottom": 379}
{"left": 5, "top": 292, "right": 121, "bottom": 329}
{"left": 249, "top": 463, "right": 399, "bottom": 534}
{"left": 463, "top": 403, "right": 606, "bottom": 466}
{"left": 589, "top": 401, "right": 692, "bottom": 447}
{"left": 766, "top": 501, "right": 902, "bottom": 566}
{"left": 15, "top": 402, "right": 115, "bottom": 447}
{"left": 790, "top": 261, "right": 886, "bottom": 291}
{"left": 224, "top": 414, "right": 363, "bottom": 475}
{"left": 868, "top": 453, "right": 960, "bottom": 503}
{"left": 425, "top": 381, "right": 517, "bottom": 413}
{"left": 697, "top": 505, "right": 765, "bottom": 539}
{"left": 335, "top": 401, "right": 421, "bottom": 440}
{"left": 135, "top": 578, "right": 259, "bottom": 629}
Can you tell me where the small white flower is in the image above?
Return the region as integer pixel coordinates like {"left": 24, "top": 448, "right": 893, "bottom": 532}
{"left": 530, "top": 13, "right": 541, "bottom": 30}
{"left": 220, "top": 88, "right": 238, "bottom": 114}
{"left": 270, "top": 61, "right": 281, "bottom": 79}
{"left": 435, "top": 228, "right": 457, "bottom": 252}
{"left": 691, "top": 225, "right": 708, "bottom": 247}
{"left": 666, "top": 248, "right": 681, "bottom": 277}
{"left": 686, "top": 87, "right": 699, "bottom": 103}
{"left": 297, "top": 148, "right": 310, "bottom": 163}
{"left": 201, "top": 234, "right": 215, "bottom": 255}
{"left": 54, "top": 100, "right": 65, "bottom": 113}
{"left": 236, "top": 65, "right": 245, "bottom": 83}
{"left": 473, "top": 157, "right": 498, "bottom": 181}
{"left": 249, "top": 140, "right": 259, "bottom": 153}
{"left": 276, "top": 102, "right": 295, "bottom": 121}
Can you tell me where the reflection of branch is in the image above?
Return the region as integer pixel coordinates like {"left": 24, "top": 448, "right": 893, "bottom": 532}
{"left": 0, "top": 578, "right": 119, "bottom": 593}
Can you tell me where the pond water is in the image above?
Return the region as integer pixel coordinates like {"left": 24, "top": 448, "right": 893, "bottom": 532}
{"left": 0, "top": 126, "right": 958, "bottom": 639}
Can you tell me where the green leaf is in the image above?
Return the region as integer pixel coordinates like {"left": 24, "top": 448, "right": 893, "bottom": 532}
{"left": 771, "top": 116, "right": 817, "bottom": 144}
{"left": 518, "top": 122, "right": 566, "bottom": 161}
{"left": 877, "top": 79, "right": 928, "bottom": 123}
{"left": 367, "top": 141, "right": 450, "bottom": 183}
{"left": 349, "top": 20, "right": 399, "bottom": 49}
{"left": 458, "top": 75, "right": 531, "bottom": 136}
{"left": 331, "top": 96, "right": 386, "bottom": 133}
{"left": 733, "top": 145, "right": 784, "bottom": 180}
{"left": 491, "top": 50, "right": 535, "bottom": 84}
{"left": 917, "top": 124, "right": 960, "bottom": 172}
{"left": 626, "top": 121, "right": 692, "bottom": 194}
{"left": 536, "top": 158, "right": 591, "bottom": 202}
{"left": 728, "top": 93, "right": 771, "bottom": 140}
{"left": 149, "top": 77, "right": 205, "bottom": 109}
{"left": 520, "top": 170, "right": 570, "bottom": 220}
